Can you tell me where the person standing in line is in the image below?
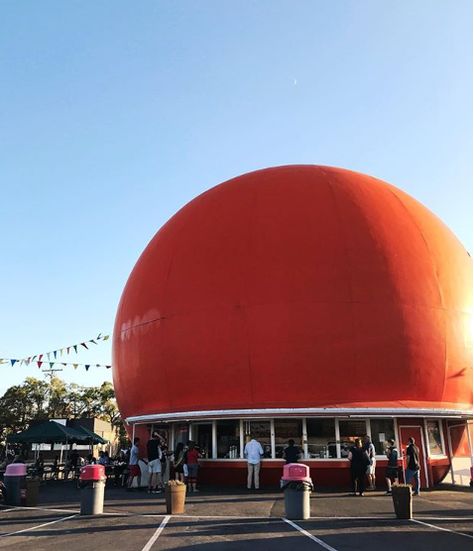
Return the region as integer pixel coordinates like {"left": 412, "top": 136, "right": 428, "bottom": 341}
{"left": 405, "top": 437, "right": 421, "bottom": 495}
{"left": 127, "top": 437, "right": 141, "bottom": 490}
{"left": 364, "top": 435, "right": 377, "bottom": 490}
{"left": 185, "top": 441, "right": 201, "bottom": 492}
{"left": 283, "top": 439, "right": 302, "bottom": 464}
{"left": 146, "top": 432, "right": 163, "bottom": 493}
{"left": 348, "top": 438, "right": 370, "bottom": 496}
{"left": 160, "top": 443, "right": 170, "bottom": 485}
{"left": 384, "top": 439, "right": 399, "bottom": 495}
{"left": 244, "top": 434, "right": 264, "bottom": 490}
{"left": 174, "top": 442, "right": 186, "bottom": 482}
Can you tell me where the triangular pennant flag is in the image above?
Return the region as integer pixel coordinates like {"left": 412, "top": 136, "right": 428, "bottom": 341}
{"left": 96, "top": 364, "right": 100, "bottom": 368}
{"left": 26, "top": 357, "right": 31, "bottom": 365}
{"left": 67, "top": 347, "right": 71, "bottom": 354}
{"left": 11, "top": 359, "right": 17, "bottom": 366}
{"left": 20, "top": 359, "right": 25, "bottom": 366}
{"left": 85, "top": 364, "right": 90, "bottom": 371}
{"left": 73, "top": 345, "right": 78, "bottom": 353}
{"left": 38, "top": 354, "right": 43, "bottom": 361}
{"left": 81, "top": 342, "right": 88, "bottom": 350}
{"left": 106, "top": 365, "right": 112, "bottom": 369}
{"left": 90, "top": 340, "right": 97, "bottom": 345}
{"left": 53, "top": 351, "right": 57, "bottom": 359}
{"left": 0, "top": 359, "right": 7, "bottom": 364}
{"left": 97, "top": 333, "right": 102, "bottom": 340}
{"left": 47, "top": 352, "right": 51, "bottom": 360}
{"left": 49, "top": 362, "right": 55, "bottom": 368}
{"left": 62, "top": 363, "right": 67, "bottom": 367}
{"left": 37, "top": 361, "right": 43, "bottom": 368}
{"left": 60, "top": 349, "right": 64, "bottom": 356}
{"left": 73, "top": 364, "right": 78, "bottom": 370}
{"left": 102, "top": 335, "right": 110, "bottom": 341}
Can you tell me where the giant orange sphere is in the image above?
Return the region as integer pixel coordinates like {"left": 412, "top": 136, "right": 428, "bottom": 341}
{"left": 112, "top": 166, "right": 472, "bottom": 421}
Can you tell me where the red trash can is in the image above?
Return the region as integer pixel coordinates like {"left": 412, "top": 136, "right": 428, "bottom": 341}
{"left": 281, "top": 464, "right": 313, "bottom": 520}
{"left": 79, "top": 464, "right": 106, "bottom": 515}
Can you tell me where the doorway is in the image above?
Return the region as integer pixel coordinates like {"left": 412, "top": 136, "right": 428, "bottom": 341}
{"left": 399, "top": 425, "right": 428, "bottom": 488}
{"left": 447, "top": 423, "right": 472, "bottom": 486}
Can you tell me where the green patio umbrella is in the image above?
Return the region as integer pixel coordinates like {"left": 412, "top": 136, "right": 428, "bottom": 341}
{"left": 7, "top": 420, "right": 89, "bottom": 444}
{"left": 72, "top": 424, "right": 108, "bottom": 445}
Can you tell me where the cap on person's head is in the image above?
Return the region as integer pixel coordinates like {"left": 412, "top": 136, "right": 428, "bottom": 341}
{"left": 152, "top": 432, "right": 159, "bottom": 438}
{"left": 388, "top": 438, "right": 395, "bottom": 445}
{"left": 408, "top": 437, "right": 415, "bottom": 444}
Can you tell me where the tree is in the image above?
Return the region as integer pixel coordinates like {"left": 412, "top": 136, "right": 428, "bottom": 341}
{"left": 0, "top": 376, "right": 123, "bottom": 442}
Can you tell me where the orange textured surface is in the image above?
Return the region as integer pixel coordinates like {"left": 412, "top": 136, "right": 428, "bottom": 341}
{"left": 112, "top": 166, "right": 472, "bottom": 419}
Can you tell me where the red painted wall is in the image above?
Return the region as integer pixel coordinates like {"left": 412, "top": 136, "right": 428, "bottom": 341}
{"left": 429, "top": 458, "right": 451, "bottom": 485}
{"left": 113, "top": 166, "right": 472, "bottom": 420}
{"left": 196, "top": 459, "right": 399, "bottom": 489}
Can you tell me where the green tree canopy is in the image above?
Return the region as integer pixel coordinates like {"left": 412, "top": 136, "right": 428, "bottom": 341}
{"left": 0, "top": 377, "right": 121, "bottom": 441}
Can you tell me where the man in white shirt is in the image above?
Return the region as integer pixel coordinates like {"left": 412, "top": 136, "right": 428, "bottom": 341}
{"left": 244, "top": 434, "right": 264, "bottom": 490}
{"left": 127, "top": 437, "right": 141, "bottom": 489}
{"left": 364, "top": 435, "right": 377, "bottom": 490}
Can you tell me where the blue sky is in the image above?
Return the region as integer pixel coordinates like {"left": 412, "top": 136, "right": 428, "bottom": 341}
{"left": 0, "top": 0, "right": 471, "bottom": 395}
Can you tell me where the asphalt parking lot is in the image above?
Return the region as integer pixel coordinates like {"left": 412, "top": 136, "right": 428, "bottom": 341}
{"left": 0, "top": 483, "right": 472, "bottom": 550}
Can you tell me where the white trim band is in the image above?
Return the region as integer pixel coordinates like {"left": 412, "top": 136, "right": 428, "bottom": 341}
{"left": 126, "top": 406, "right": 472, "bottom": 424}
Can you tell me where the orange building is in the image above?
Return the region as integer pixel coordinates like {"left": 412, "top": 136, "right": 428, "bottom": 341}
{"left": 113, "top": 166, "right": 472, "bottom": 488}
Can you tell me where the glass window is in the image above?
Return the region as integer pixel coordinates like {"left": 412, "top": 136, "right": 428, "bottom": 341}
{"left": 306, "top": 419, "right": 336, "bottom": 458}
{"left": 426, "top": 420, "right": 444, "bottom": 455}
{"left": 217, "top": 420, "right": 240, "bottom": 458}
{"left": 244, "top": 420, "right": 271, "bottom": 458}
{"left": 192, "top": 423, "right": 212, "bottom": 458}
{"left": 369, "top": 419, "right": 395, "bottom": 455}
{"left": 274, "top": 419, "right": 303, "bottom": 459}
{"left": 338, "top": 420, "right": 367, "bottom": 458}
{"left": 174, "top": 423, "right": 189, "bottom": 447}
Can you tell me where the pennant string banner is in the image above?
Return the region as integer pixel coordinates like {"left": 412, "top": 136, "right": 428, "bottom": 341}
{"left": 1, "top": 333, "right": 109, "bottom": 366}
{"left": 0, "top": 332, "right": 112, "bottom": 372}
{"left": 0, "top": 358, "right": 112, "bottom": 370}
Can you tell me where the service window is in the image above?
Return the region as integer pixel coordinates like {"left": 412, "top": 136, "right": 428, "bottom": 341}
{"left": 426, "top": 420, "right": 444, "bottom": 455}
{"left": 193, "top": 423, "right": 212, "bottom": 458}
{"left": 216, "top": 420, "right": 240, "bottom": 458}
{"left": 306, "top": 419, "right": 337, "bottom": 458}
{"left": 370, "top": 419, "right": 395, "bottom": 455}
{"left": 244, "top": 420, "right": 271, "bottom": 458}
{"left": 274, "top": 419, "right": 303, "bottom": 459}
{"left": 338, "top": 420, "right": 367, "bottom": 458}
{"left": 174, "top": 423, "right": 189, "bottom": 446}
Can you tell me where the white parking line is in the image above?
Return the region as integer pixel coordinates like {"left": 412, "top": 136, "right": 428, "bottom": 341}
{"left": 3, "top": 505, "right": 80, "bottom": 514}
{"left": 308, "top": 516, "right": 395, "bottom": 520}
{"left": 416, "top": 516, "right": 473, "bottom": 521}
{"left": 410, "top": 518, "right": 473, "bottom": 539}
{"left": 142, "top": 514, "right": 275, "bottom": 520}
{"left": 0, "top": 514, "right": 77, "bottom": 538}
{"left": 283, "top": 518, "right": 339, "bottom": 550}
{"left": 0, "top": 508, "right": 16, "bottom": 513}
{"left": 140, "top": 515, "right": 170, "bottom": 551}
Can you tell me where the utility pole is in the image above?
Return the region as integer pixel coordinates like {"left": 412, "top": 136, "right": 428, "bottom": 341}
{"left": 41, "top": 368, "right": 63, "bottom": 383}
